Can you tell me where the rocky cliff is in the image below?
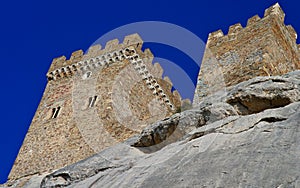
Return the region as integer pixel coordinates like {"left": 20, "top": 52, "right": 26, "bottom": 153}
{"left": 5, "top": 70, "right": 300, "bottom": 188}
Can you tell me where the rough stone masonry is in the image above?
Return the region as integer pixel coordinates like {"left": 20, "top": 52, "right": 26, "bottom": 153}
{"left": 194, "top": 3, "right": 300, "bottom": 102}
{"left": 8, "top": 33, "right": 181, "bottom": 182}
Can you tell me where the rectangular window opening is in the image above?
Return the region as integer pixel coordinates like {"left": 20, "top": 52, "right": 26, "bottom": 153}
{"left": 51, "top": 106, "right": 61, "bottom": 119}
{"left": 89, "top": 96, "right": 98, "bottom": 108}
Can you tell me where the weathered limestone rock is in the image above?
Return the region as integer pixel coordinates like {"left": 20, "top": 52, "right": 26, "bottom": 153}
{"left": 226, "top": 73, "right": 300, "bottom": 115}
{"left": 131, "top": 70, "right": 300, "bottom": 148}
{"left": 131, "top": 102, "right": 238, "bottom": 149}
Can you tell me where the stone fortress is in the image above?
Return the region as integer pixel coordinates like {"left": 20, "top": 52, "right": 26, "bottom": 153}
{"left": 5, "top": 2, "right": 300, "bottom": 186}
{"left": 8, "top": 34, "right": 182, "bottom": 181}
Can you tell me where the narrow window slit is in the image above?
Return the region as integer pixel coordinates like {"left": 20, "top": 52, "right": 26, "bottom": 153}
{"left": 88, "top": 96, "right": 98, "bottom": 108}
{"left": 51, "top": 107, "right": 61, "bottom": 119}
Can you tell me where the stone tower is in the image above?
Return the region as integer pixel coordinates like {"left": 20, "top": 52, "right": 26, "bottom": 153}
{"left": 9, "top": 34, "right": 181, "bottom": 181}
{"left": 194, "top": 3, "right": 300, "bottom": 103}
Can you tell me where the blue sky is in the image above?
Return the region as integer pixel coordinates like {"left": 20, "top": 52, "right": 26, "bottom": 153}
{"left": 0, "top": 0, "right": 299, "bottom": 184}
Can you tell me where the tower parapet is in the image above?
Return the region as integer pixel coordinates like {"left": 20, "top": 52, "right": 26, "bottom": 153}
{"left": 206, "top": 3, "right": 297, "bottom": 48}
{"left": 194, "top": 3, "right": 300, "bottom": 104}
{"left": 47, "top": 34, "right": 143, "bottom": 78}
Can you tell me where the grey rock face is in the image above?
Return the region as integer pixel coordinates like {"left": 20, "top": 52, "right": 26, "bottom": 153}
{"left": 226, "top": 73, "right": 300, "bottom": 115}
{"left": 6, "top": 71, "right": 300, "bottom": 187}
{"left": 42, "top": 102, "right": 300, "bottom": 188}
{"left": 132, "top": 71, "right": 300, "bottom": 148}
{"left": 131, "top": 102, "right": 238, "bottom": 150}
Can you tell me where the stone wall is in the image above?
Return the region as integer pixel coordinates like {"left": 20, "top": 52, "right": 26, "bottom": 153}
{"left": 194, "top": 3, "right": 300, "bottom": 103}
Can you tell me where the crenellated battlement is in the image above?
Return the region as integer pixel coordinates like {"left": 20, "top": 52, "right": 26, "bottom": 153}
{"left": 47, "top": 47, "right": 132, "bottom": 81}
{"left": 194, "top": 3, "right": 300, "bottom": 103}
{"left": 207, "top": 30, "right": 224, "bottom": 42}
{"left": 246, "top": 15, "right": 261, "bottom": 26}
{"left": 206, "top": 3, "right": 298, "bottom": 48}
{"left": 47, "top": 34, "right": 144, "bottom": 80}
{"left": 48, "top": 33, "right": 143, "bottom": 73}
{"left": 228, "top": 23, "right": 243, "bottom": 36}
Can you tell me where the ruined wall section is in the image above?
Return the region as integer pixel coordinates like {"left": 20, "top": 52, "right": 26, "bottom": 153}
{"left": 194, "top": 3, "right": 300, "bottom": 102}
